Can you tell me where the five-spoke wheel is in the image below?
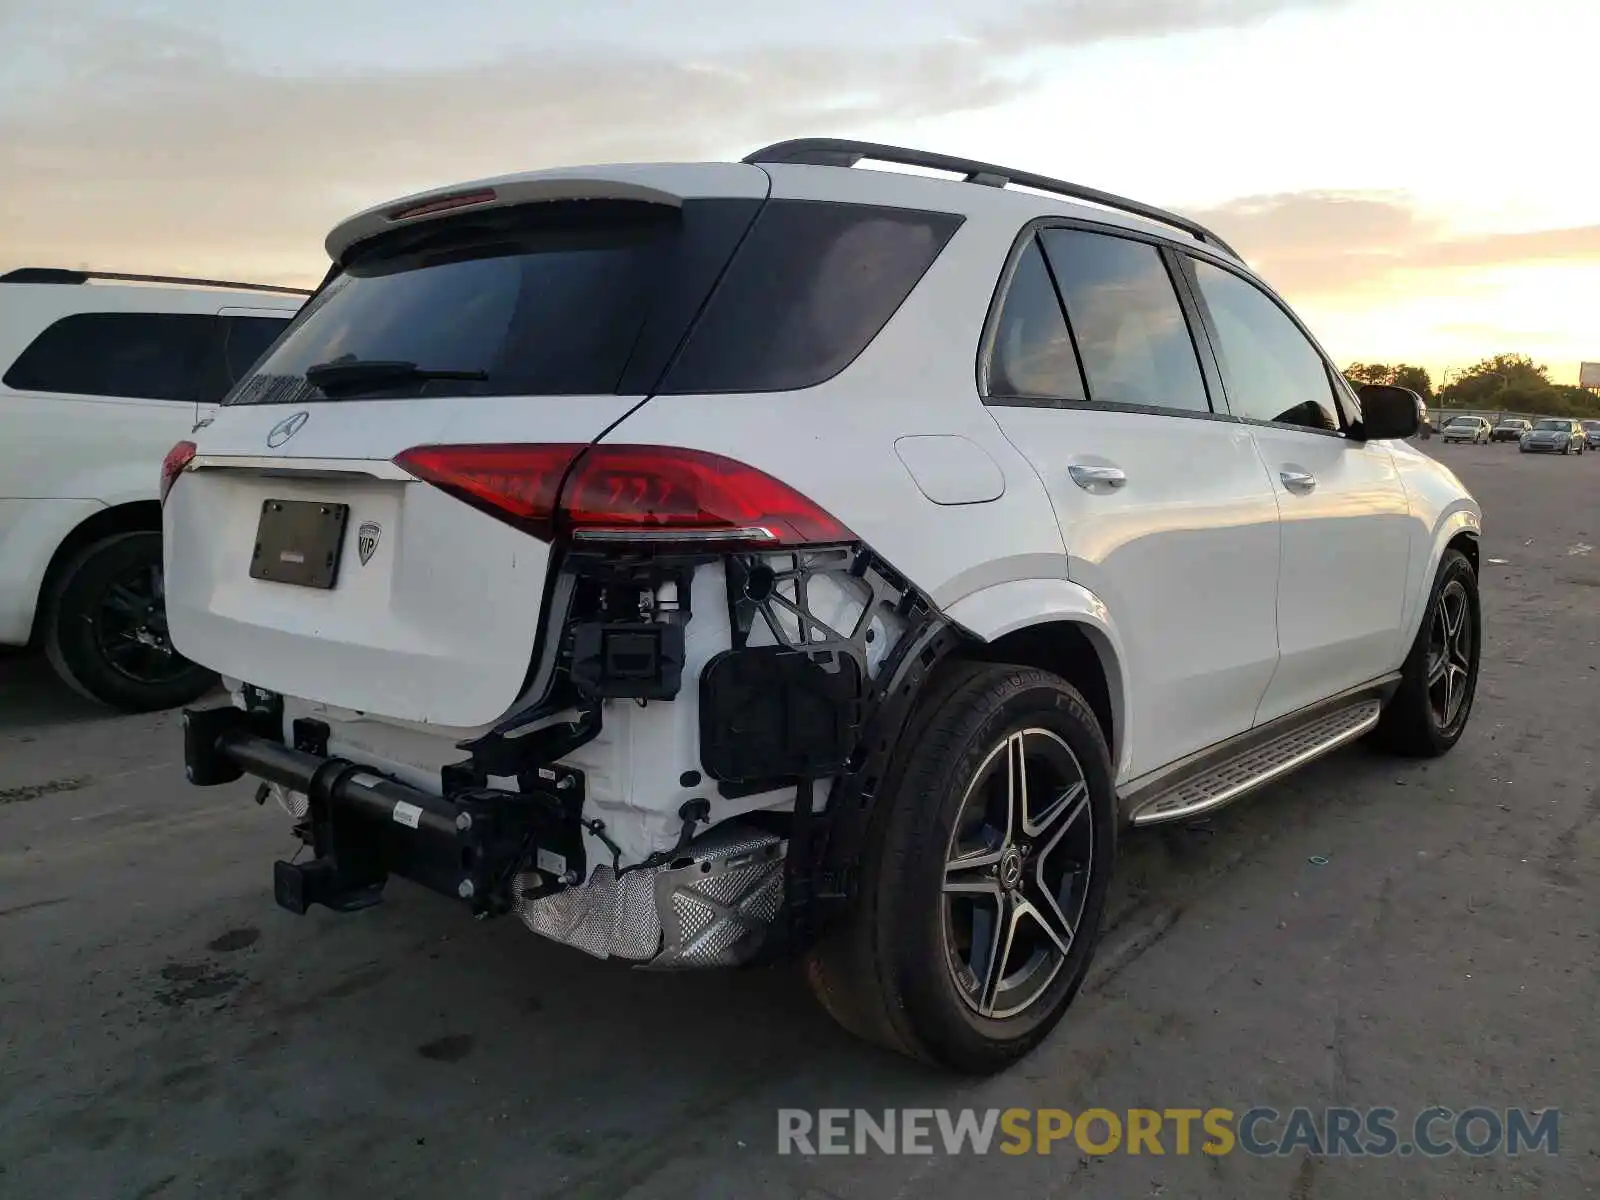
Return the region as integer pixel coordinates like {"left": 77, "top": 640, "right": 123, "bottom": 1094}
{"left": 943, "top": 729, "right": 1094, "bottom": 1020}
{"left": 806, "top": 663, "right": 1115, "bottom": 1075}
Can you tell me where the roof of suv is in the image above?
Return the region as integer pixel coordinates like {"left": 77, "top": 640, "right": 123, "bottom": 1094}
{"left": 325, "top": 139, "right": 1244, "bottom": 268}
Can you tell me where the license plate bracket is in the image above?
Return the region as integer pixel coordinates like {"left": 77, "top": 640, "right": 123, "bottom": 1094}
{"left": 250, "top": 499, "right": 350, "bottom": 589}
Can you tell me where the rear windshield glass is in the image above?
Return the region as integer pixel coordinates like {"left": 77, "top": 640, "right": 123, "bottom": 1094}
{"left": 227, "top": 199, "right": 681, "bottom": 404}
{"left": 227, "top": 197, "right": 961, "bottom": 404}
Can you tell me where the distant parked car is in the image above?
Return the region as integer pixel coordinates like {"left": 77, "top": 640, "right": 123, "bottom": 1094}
{"left": 1491, "top": 418, "right": 1530, "bottom": 443}
{"left": 1520, "top": 418, "right": 1586, "bottom": 455}
{"left": 1441, "top": 415, "right": 1491, "bottom": 444}
{"left": 1581, "top": 419, "right": 1600, "bottom": 451}
{"left": 0, "top": 267, "right": 305, "bottom": 710}
{"left": 1414, "top": 397, "right": 1433, "bottom": 440}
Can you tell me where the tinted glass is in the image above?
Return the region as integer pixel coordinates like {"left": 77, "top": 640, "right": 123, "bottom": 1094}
{"left": 1191, "top": 260, "right": 1339, "bottom": 430}
{"left": 660, "top": 201, "right": 962, "bottom": 394}
{"left": 229, "top": 199, "right": 682, "bottom": 404}
{"left": 4, "top": 312, "right": 217, "bottom": 402}
{"left": 1041, "top": 229, "right": 1210, "bottom": 413}
{"left": 984, "top": 239, "right": 1085, "bottom": 403}
{"left": 1533, "top": 419, "right": 1567, "bottom": 431}
{"left": 222, "top": 316, "right": 291, "bottom": 385}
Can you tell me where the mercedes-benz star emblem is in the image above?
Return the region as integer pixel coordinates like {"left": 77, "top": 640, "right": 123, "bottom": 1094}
{"left": 357, "top": 521, "right": 381, "bottom": 566}
{"left": 265, "top": 410, "right": 310, "bottom": 448}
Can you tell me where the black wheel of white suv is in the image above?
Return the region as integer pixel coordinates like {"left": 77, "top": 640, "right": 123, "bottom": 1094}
{"left": 44, "top": 532, "right": 218, "bottom": 713}
{"left": 1370, "top": 548, "right": 1480, "bottom": 757}
{"left": 805, "top": 663, "right": 1116, "bottom": 1075}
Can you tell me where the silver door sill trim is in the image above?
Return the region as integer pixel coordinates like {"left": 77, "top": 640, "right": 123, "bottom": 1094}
{"left": 1124, "top": 684, "right": 1395, "bottom": 827}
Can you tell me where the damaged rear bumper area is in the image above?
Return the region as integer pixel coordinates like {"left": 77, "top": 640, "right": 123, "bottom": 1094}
{"left": 183, "top": 703, "right": 789, "bottom": 968}
{"left": 183, "top": 544, "right": 964, "bottom": 969}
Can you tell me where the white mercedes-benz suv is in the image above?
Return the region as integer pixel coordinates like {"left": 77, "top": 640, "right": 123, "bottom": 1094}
{"left": 166, "top": 140, "right": 1482, "bottom": 1074}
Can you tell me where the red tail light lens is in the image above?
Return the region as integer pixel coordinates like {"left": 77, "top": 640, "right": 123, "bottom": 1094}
{"left": 160, "top": 440, "right": 197, "bottom": 504}
{"left": 393, "top": 444, "right": 585, "bottom": 541}
{"left": 394, "top": 443, "right": 854, "bottom": 547}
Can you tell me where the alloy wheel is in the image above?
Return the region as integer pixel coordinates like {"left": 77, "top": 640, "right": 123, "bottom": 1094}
{"left": 92, "top": 564, "right": 189, "bottom": 685}
{"left": 1426, "top": 579, "right": 1473, "bottom": 729}
{"left": 942, "top": 728, "right": 1094, "bottom": 1020}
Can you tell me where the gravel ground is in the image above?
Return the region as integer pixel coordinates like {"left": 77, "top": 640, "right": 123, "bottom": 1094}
{"left": 1, "top": 441, "right": 1597, "bottom": 1199}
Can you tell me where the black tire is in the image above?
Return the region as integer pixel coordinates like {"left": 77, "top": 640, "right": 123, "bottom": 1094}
{"left": 1370, "top": 549, "right": 1480, "bottom": 757}
{"left": 805, "top": 662, "right": 1117, "bottom": 1074}
{"left": 44, "top": 531, "right": 217, "bottom": 713}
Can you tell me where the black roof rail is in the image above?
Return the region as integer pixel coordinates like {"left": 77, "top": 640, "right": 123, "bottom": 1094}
{"left": 0, "top": 267, "right": 311, "bottom": 296}
{"left": 743, "top": 139, "right": 1240, "bottom": 259}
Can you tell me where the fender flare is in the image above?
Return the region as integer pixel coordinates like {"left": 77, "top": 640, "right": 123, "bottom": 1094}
{"left": 942, "top": 576, "right": 1133, "bottom": 781}
{"left": 1399, "top": 503, "right": 1482, "bottom": 648}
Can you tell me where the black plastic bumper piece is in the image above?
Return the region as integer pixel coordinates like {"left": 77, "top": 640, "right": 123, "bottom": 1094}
{"left": 182, "top": 704, "right": 585, "bottom": 918}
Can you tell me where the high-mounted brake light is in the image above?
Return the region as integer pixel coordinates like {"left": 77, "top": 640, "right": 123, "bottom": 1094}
{"left": 386, "top": 188, "right": 498, "bottom": 222}
{"left": 160, "top": 440, "right": 196, "bottom": 504}
{"left": 393, "top": 444, "right": 855, "bottom": 548}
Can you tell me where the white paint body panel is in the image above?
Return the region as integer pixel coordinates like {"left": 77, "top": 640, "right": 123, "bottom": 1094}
{"left": 1249, "top": 429, "right": 1414, "bottom": 724}
{"left": 986, "top": 407, "right": 1282, "bottom": 778}
{"left": 0, "top": 282, "right": 301, "bottom": 646}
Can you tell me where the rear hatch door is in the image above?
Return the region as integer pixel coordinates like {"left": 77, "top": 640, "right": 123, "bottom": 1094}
{"left": 165, "top": 166, "right": 769, "bottom": 728}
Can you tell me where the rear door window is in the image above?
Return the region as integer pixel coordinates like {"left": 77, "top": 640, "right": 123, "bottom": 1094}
{"left": 1039, "top": 229, "right": 1211, "bottom": 414}
{"left": 3, "top": 312, "right": 218, "bottom": 402}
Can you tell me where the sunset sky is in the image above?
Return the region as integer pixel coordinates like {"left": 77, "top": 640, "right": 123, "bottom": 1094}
{"left": 4, "top": 0, "right": 1595, "bottom": 382}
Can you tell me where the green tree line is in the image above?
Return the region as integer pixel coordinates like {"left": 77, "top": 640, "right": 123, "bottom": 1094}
{"left": 1344, "top": 355, "right": 1600, "bottom": 419}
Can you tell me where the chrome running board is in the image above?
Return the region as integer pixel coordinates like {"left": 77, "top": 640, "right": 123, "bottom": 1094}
{"left": 1122, "top": 678, "right": 1397, "bottom": 827}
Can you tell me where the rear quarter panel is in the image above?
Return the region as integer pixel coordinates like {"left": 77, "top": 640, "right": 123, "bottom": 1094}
{"left": 605, "top": 172, "right": 1071, "bottom": 612}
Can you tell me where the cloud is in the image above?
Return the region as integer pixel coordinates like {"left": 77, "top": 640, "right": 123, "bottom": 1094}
{"left": 1, "top": 0, "right": 1345, "bottom": 281}
{"left": 1187, "top": 192, "right": 1600, "bottom": 296}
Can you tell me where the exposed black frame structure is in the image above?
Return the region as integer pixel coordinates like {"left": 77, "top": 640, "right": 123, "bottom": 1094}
{"left": 1, "top": 267, "right": 312, "bottom": 297}
{"left": 744, "top": 138, "right": 1241, "bottom": 260}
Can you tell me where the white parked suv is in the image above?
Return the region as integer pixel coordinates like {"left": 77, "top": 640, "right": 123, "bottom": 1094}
{"left": 0, "top": 269, "right": 304, "bottom": 710}
{"left": 167, "top": 141, "right": 1483, "bottom": 1074}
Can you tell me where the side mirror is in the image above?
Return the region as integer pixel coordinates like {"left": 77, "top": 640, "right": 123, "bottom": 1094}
{"left": 1353, "top": 384, "right": 1422, "bottom": 441}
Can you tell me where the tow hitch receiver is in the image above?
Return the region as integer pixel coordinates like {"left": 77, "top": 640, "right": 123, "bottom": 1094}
{"left": 182, "top": 704, "right": 585, "bottom": 917}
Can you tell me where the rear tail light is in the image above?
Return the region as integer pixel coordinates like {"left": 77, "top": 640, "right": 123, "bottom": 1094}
{"left": 394, "top": 443, "right": 854, "bottom": 547}
{"left": 160, "top": 440, "right": 197, "bottom": 504}
{"left": 393, "top": 444, "right": 583, "bottom": 541}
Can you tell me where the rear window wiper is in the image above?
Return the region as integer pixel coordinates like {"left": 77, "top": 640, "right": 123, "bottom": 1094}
{"left": 304, "top": 359, "right": 489, "bottom": 393}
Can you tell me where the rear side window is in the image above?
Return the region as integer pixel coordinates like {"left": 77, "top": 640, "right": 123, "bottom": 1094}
{"left": 3, "top": 312, "right": 217, "bottom": 402}
{"left": 659, "top": 201, "right": 963, "bottom": 394}
{"left": 984, "top": 239, "right": 1086, "bottom": 403}
{"left": 1040, "top": 230, "right": 1211, "bottom": 414}
{"left": 229, "top": 199, "right": 688, "bottom": 404}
